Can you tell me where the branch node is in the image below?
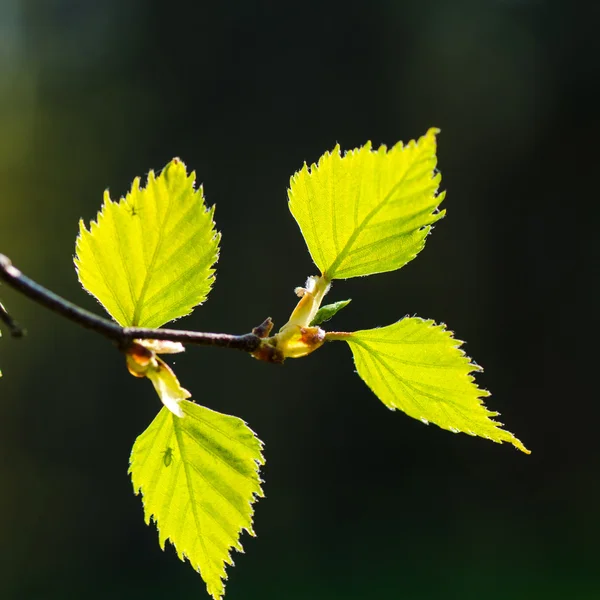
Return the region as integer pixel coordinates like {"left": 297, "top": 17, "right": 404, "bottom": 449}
{"left": 252, "top": 317, "right": 274, "bottom": 338}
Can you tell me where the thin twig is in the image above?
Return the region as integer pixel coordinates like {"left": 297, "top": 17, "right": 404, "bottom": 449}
{"left": 0, "top": 254, "right": 262, "bottom": 353}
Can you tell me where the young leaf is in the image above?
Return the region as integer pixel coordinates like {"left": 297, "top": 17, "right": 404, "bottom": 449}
{"left": 337, "top": 317, "right": 529, "bottom": 453}
{"left": 288, "top": 128, "right": 445, "bottom": 280}
{"left": 75, "top": 159, "right": 220, "bottom": 328}
{"left": 129, "top": 400, "right": 265, "bottom": 600}
{"left": 310, "top": 299, "right": 351, "bottom": 326}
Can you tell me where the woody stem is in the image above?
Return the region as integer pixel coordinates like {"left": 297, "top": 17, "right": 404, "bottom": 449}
{"left": 0, "top": 253, "right": 262, "bottom": 353}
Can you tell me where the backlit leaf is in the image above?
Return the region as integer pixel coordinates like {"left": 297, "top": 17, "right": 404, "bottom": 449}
{"left": 288, "top": 128, "right": 445, "bottom": 280}
{"left": 340, "top": 317, "right": 529, "bottom": 453}
{"left": 129, "top": 401, "right": 265, "bottom": 600}
{"left": 75, "top": 158, "right": 220, "bottom": 328}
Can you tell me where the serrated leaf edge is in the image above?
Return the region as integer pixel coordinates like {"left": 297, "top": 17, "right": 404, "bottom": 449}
{"left": 129, "top": 402, "right": 265, "bottom": 599}
{"left": 74, "top": 160, "right": 220, "bottom": 327}
{"left": 346, "top": 317, "right": 530, "bottom": 454}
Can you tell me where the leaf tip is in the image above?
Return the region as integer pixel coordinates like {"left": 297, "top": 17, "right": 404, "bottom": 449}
{"left": 511, "top": 436, "right": 531, "bottom": 455}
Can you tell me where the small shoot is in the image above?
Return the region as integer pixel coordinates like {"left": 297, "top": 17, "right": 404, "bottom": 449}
{"left": 253, "top": 128, "right": 529, "bottom": 453}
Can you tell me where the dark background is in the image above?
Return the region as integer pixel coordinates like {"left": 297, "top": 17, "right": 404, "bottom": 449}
{"left": 0, "top": 1, "right": 597, "bottom": 598}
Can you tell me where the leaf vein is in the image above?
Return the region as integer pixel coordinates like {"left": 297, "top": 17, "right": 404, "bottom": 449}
{"left": 180, "top": 426, "right": 249, "bottom": 479}
{"left": 131, "top": 179, "right": 182, "bottom": 325}
{"left": 326, "top": 153, "right": 432, "bottom": 276}
{"left": 187, "top": 459, "right": 250, "bottom": 530}
{"left": 84, "top": 236, "right": 130, "bottom": 325}
{"left": 173, "top": 421, "right": 210, "bottom": 574}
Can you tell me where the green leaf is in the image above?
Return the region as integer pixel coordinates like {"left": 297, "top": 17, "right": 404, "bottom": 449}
{"left": 129, "top": 400, "right": 265, "bottom": 600}
{"left": 288, "top": 128, "right": 445, "bottom": 280}
{"left": 75, "top": 158, "right": 220, "bottom": 328}
{"left": 340, "top": 317, "right": 529, "bottom": 453}
{"left": 310, "top": 299, "right": 351, "bottom": 326}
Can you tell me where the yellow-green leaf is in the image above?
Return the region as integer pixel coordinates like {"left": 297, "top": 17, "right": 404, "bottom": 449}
{"left": 288, "top": 128, "right": 445, "bottom": 280}
{"left": 75, "top": 159, "right": 220, "bottom": 328}
{"left": 129, "top": 401, "right": 265, "bottom": 600}
{"left": 340, "top": 317, "right": 529, "bottom": 453}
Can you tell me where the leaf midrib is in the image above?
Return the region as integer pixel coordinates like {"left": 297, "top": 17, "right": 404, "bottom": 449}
{"left": 131, "top": 182, "right": 179, "bottom": 326}
{"left": 173, "top": 417, "right": 212, "bottom": 578}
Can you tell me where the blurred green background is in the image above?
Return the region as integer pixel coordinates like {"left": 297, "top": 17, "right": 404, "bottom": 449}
{"left": 0, "top": 1, "right": 597, "bottom": 598}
